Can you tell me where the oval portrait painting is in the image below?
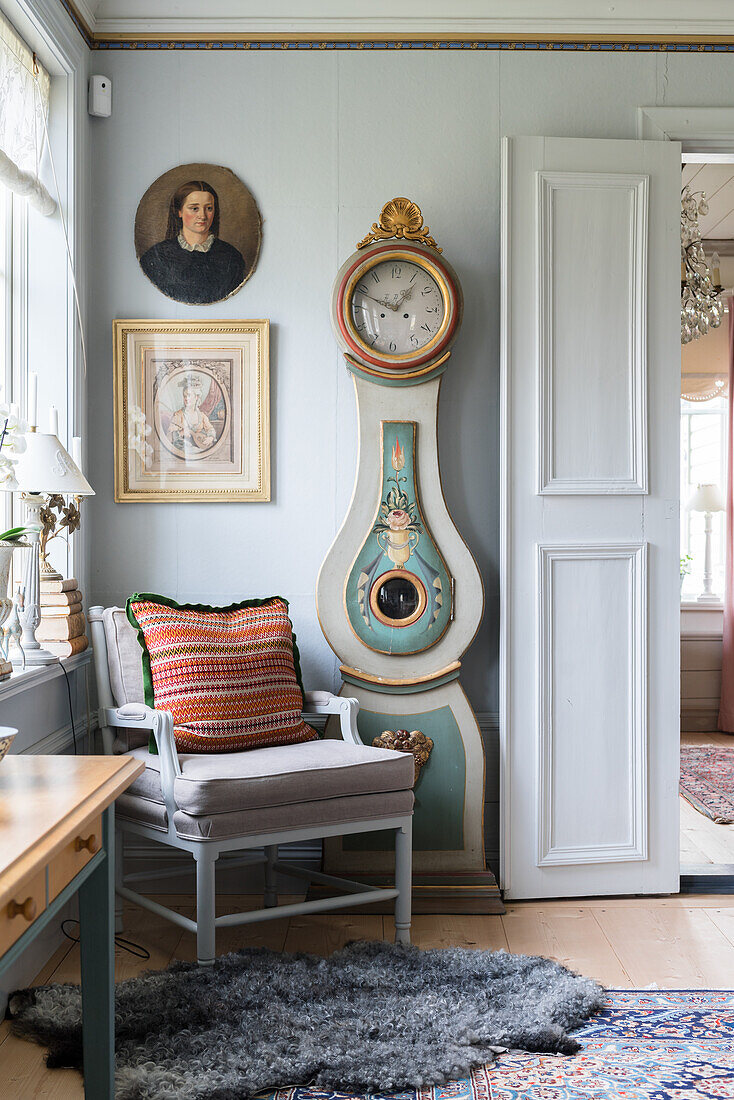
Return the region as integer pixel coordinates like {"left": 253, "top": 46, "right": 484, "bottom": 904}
{"left": 135, "top": 162, "right": 262, "bottom": 305}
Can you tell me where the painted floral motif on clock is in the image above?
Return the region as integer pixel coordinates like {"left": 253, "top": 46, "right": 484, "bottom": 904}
{"left": 345, "top": 422, "right": 452, "bottom": 655}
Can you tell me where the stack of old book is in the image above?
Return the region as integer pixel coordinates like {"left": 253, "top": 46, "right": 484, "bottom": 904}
{"left": 38, "top": 577, "right": 89, "bottom": 658}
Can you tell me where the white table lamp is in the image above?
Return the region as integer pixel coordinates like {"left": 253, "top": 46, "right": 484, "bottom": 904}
{"left": 686, "top": 482, "right": 726, "bottom": 604}
{"left": 12, "top": 429, "right": 94, "bottom": 665}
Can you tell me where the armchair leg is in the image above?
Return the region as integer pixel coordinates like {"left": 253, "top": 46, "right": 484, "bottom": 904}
{"left": 115, "top": 828, "right": 124, "bottom": 934}
{"left": 394, "top": 821, "right": 412, "bottom": 945}
{"left": 264, "top": 844, "right": 278, "bottom": 908}
{"left": 194, "top": 848, "right": 217, "bottom": 966}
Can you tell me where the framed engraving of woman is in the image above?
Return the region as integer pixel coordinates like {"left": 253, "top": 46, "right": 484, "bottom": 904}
{"left": 113, "top": 319, "right": 270, "bottom": 502}
{"left": 135, "top": 163, "right": 262, "bottom": 305}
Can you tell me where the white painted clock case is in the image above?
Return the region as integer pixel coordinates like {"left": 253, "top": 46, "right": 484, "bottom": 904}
{"left": 501, "top": 136, "right": 682, "bottom": 900}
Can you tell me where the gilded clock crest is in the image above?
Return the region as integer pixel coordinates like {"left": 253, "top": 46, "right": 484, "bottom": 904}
{"left": 357, "top": 197, "right": 442, "bottom": 253}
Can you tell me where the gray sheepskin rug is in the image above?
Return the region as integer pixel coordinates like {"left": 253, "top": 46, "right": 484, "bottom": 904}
{"left": 8, "top": 940, "right": 604, "bottom": 1100}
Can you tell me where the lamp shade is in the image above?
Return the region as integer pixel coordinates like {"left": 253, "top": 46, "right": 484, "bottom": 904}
{"left": 687, "top": 482, "right": 725, "bottom": 513}
{"left": 13, "top": 432, "right": 95, "bottom": 496}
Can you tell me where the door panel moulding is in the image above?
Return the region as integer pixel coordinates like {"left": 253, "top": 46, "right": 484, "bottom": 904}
{"left": 536, "top": 171, "right": 648, "bottom": 495}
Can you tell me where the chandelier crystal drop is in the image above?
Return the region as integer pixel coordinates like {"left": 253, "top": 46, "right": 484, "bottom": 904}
{"left": 681, "top": 185, "right": 724, "bottom": 345}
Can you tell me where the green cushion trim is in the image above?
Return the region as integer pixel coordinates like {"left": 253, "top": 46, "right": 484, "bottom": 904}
{"left": 125, "top": 593, "right": 306, "bottom": 754}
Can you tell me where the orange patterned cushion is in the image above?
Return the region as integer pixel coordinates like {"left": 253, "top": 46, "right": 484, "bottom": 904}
{"left": 126, "top": 594, "right": 317, "bottom": 753}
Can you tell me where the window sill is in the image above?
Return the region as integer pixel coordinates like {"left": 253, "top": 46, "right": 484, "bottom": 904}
{"left": 681, "top": 600, "right": 723, "bottom": 611}
{"left": 0, "top": 650, "right": 92, "bottom": 702}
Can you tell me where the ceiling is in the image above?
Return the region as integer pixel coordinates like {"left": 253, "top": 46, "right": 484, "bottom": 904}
{"left": 71, "top": 1, "right": 734, "bottom": 42}
{"left": 683, "top": 163, "right": 734, "bottom": 245}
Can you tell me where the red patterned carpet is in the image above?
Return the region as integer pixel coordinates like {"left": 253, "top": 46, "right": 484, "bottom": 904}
{"left": 680, "top": 744, "right": 734, "bottom": 823}
{"left": 265, "top": 990, "right": 734, "bottom": 1100}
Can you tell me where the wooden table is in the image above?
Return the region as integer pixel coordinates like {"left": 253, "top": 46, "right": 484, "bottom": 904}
{"left": 0, "top": 755, "right": 145, "bottom": 1098}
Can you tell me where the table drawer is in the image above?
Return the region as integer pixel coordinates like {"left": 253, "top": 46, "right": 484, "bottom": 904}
{"left": 0, "top": 870, "right": 46, "bottom": 954}
{"left": 49, "top": 814, "right": 103, "bottom": 900}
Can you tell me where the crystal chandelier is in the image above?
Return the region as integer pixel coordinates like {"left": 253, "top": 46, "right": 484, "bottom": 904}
{"left": 681, "top": 185, "right": 724, "bottom": 344}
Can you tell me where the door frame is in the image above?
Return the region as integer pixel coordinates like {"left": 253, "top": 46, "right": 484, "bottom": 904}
{"left": 641, "top": 106, "right": 734, "bottom": 895}
{"left": 638, "top": 107, "right": 734, "bottom": 149}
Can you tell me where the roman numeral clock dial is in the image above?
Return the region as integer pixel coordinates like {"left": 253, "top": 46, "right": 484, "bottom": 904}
{"left": 317, "top": 198, "right": 502, "bottom": 914}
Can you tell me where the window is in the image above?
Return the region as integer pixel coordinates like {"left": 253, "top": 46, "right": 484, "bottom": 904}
{"left": 0, "top": 185, "right": 14, "bottom": 536}
{"left": 680, "top": 395, "right": 728, "bottom": 600}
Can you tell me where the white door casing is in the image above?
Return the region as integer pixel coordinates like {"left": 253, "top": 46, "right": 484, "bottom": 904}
{"left": 501, "top": 136, "right": 681, "bottom": 900}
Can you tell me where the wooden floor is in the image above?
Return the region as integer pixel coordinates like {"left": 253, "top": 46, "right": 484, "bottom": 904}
{"left": 2, "top": 733, "right": 732, "bottom": 1097}
{"left": 680, "top": 731, "right": 734, "bottom": 865}
{"left": 2, "top": 892, "right": 734, "bottom": 1098}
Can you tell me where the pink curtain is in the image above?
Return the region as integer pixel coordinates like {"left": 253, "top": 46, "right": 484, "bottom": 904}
{"left": 718, "top": 296, "right": 734, "bottom": 732}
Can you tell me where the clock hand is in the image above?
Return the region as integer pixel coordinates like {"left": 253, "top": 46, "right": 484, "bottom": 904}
{"left": 357, "top": 291, "right": 399, "bottom": 311}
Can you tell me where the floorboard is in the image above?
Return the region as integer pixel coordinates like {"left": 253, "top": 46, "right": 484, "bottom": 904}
{"left": 4, "top": 891, "right": 734, "bottom": 1097}
{"left": 593, "top": 903, "right": 734, "bottom": 987}
{"left": 501, "top": 905, "right": 632, "bottom": 987}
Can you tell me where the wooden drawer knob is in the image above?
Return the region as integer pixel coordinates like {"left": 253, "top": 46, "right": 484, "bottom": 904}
{"left": 7, "top": 896, "right": 36, "bottom": 922}
{"left": 74, "top": 833, "right": 99, "bottom": 855}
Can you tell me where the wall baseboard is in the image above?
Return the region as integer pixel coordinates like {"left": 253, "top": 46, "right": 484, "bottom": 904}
{"left": 681, "top": 706, "right": 719, "bottom": 733}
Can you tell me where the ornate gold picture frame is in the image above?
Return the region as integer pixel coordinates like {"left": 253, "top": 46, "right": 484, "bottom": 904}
{"left": 113, "top": 319, "right": 270, "bottom": 502}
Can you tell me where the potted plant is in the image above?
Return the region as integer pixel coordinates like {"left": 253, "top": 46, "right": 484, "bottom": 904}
{"left": 680, "top": 553, "right": 693, "bottom": 591}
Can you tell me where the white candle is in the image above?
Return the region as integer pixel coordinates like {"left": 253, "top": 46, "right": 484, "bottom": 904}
{"left": 72, "top": 436, "right": 82, "bottom": 470}
{"left": 28, "top": 373, "right": 37, "bottom": 429}
{"left": 48, "top": 406, "right": 59, "bottom": 436}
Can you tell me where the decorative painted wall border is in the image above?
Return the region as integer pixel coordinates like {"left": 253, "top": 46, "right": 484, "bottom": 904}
{"left": 53, "top": 5, "right": 734, "bottom": 51}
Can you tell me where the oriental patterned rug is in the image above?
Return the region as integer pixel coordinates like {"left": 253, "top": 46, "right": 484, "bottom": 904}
{"left": 261, "top": 989, "right": 734, "bottom": 1100}
{"left": 680, "top": 744, "right": 734, "bottom": 823}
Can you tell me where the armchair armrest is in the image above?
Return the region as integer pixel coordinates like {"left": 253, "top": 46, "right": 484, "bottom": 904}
{"left": 100, "top": 704, "right": 180, "bottom": 820}
{"left": 304, "top": 691, "right": 363, "bottom": 746}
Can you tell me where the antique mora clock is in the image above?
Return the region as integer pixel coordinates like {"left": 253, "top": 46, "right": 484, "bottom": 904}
{"left": 317, "top": 199, "right": 502, "bottom": 912}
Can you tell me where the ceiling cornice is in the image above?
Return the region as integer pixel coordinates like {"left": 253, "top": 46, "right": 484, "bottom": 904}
{"left": 58, "top": 0, "right": 734, "bottom": 51}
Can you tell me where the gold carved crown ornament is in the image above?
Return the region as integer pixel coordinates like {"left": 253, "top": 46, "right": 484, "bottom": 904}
{"left": 357, "top": 198, "right": 442, "bottom": 253}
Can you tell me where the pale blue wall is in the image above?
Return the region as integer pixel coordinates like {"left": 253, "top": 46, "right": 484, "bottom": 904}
{"left": 87, "top": 48, "right": 730, "bottom": 715}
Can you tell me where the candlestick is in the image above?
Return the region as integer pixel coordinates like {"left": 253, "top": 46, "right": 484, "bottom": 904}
{"left": 48, "top": 406, "right": 59, "bottom": 436}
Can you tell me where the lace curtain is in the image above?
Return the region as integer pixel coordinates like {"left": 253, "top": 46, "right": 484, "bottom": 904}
{"left": 0, "top": 12, "right": 55, "bottom": 215}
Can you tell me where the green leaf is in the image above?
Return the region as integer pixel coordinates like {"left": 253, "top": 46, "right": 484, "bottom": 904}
{"left": 0, "top": 526, "right": 28, "bottom": 542}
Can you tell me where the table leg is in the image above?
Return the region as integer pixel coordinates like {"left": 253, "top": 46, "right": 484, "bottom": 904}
{"left": 78, "top": 805, "right": 115, "bottom": 1099}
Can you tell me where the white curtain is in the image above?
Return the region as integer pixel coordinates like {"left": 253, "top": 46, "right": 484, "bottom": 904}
{"left": 0, "top": 12, "right": 55, "bottom": 216}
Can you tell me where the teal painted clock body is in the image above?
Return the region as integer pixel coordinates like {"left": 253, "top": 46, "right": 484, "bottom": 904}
{"left": 345, "top": 421, "right": 451, "bottom": 655}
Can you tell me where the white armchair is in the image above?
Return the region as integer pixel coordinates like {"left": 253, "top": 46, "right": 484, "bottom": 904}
{"left": 88, "top": 607, "right": 413, "bottom": 965}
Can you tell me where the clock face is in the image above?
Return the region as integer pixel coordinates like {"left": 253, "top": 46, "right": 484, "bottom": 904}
{"left": 349, "top": 258, "right": 445, "bottom": 357}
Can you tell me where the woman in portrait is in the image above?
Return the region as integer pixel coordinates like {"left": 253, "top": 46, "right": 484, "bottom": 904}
{"left": 140, "top": 180, "right": 246, "bottom": 305}
{"left": 166, "top": 374, "right": 217, "bottom": 456}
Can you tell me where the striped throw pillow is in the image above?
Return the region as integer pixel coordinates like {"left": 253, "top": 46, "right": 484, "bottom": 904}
{"left": 126, "top": 594, "right": 317, "bottom": 753}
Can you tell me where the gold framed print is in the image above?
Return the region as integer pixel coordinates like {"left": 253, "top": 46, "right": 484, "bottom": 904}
{"left": 113, "top": 319, "right": 270, "bottom": 502}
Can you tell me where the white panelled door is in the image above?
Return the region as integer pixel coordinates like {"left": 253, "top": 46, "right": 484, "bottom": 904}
{"left": 501, "top": 136, "right": 681, "bottom": 899}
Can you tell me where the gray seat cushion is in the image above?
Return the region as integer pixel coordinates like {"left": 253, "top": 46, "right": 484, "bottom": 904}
{"left": 125, "top": 738, "right": 414, "bottom": 816}
{"left": 117, "top": 788, "right": 414, "bottom": 841}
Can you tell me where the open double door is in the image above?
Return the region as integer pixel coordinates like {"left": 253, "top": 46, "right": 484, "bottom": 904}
{"left": 501, "top": 136, "right": 682, "bottom": 899}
